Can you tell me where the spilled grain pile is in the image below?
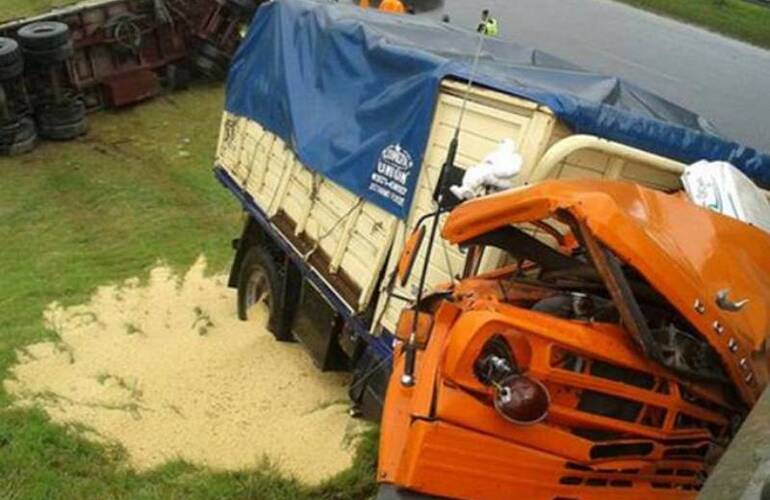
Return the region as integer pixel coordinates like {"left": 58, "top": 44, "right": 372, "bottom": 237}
{"left": 4, "top": 257, "right": 362, "bottom": 484}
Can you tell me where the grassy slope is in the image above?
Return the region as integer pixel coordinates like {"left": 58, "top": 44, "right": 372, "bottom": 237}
{"left": 0, "top": 2, "right": 378, "bottom": 498}
{"left": 0, "top": 87, "right": 378, "bottom": 498}
{"left": 2, "top": 0, "right": 77, "bottom": 20}
{"left": 613, "top": 0, "right": 770, "bottom": 49}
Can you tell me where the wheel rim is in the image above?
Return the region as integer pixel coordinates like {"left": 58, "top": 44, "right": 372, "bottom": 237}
{"left": 244, "top": 267, "right": 272, "bottom": 320}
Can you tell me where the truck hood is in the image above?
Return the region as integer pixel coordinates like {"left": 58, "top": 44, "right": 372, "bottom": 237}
{"left": 442, "top": 180, "right": 770, "bottom": 402}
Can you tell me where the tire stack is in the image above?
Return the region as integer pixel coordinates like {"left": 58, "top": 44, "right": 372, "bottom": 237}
{"left": 17, "top": 21, "right": 88, "bottom": 142}
{"left": 0, "top": 37, "right": 37, "bottom": 156}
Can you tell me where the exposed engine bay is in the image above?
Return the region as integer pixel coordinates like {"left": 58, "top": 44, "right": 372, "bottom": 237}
{"left": 457, "top": 218, "right": 731, "bottom": 390}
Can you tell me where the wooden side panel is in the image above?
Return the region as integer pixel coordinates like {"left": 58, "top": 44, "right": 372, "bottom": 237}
{"left": 216, "top": 112, "right": 398, "bottom": 312}
{"left": 217, "top": 77, "right": 687, "bottom": 328}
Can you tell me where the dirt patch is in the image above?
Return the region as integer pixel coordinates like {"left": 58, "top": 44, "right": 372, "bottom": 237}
{"left": 4, "top": 257, "right": 363, "bottom": 484}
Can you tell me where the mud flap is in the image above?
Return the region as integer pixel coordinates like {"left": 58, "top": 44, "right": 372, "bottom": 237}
{"left": 291, "top": 280, "right": 348, "bottom": 371}
{"left": 349, "top": 344, "right": 392, "bottom": 422}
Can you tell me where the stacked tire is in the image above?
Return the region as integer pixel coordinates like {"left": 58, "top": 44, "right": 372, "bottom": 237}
{"left": 0, "top": 37, "right": 37, "bottom": 156}
{"left": 34, "top": 96, "right": 88, "bottom": 141}
{"left": 18, "top": 22, "right": 87, "bottom": 141}
{"left": 0, "top": 37, "right": 23, "bottom": 81}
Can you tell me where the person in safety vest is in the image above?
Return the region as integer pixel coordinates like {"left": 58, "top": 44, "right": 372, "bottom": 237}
{"left": 379, "top": 0, "right": 406, "bottom": 13}
{"left": 476, "top": 9, "right": 499, "bottom": 36}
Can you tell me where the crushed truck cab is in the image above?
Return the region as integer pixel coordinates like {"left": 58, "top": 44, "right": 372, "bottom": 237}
{"left": 380, "top": 180, "right": 770, "bottom": 498}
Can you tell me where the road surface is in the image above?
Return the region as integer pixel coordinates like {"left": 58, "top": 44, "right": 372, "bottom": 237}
{"left": 421, "top": 0, "right": 770, "bottom": 153}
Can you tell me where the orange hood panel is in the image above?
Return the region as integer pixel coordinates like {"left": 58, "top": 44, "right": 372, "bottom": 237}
{"left": 442, "top": 180, "right": 770, "bottom": 402}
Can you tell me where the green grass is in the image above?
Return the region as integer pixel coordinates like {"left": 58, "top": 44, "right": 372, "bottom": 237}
{"left": 1, "top": 0, "right": 78, "bottom": 20}
{"left": 0, "top": 86, "right": 379, "bottom": 498}
{"left": 0, "top": 3, "right": 379, "bottom": 498}
{"left": 613, "top": 0, "right": 770, "bottom": 49}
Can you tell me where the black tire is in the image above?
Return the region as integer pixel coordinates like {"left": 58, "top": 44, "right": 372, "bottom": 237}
{"left": 198, "top": 40, "right": 229, "bottom": 64}
{"left": 0, "top": 117, "right": 37, "bottom": 156}
{"left": 192, "top": 53, "right": 228, "bottom": 80}
{"left": 237, "top": 245, "right": 293, "bottom": 341}
{"left": 37, "top": 117, "right": 87, "bottom": 141}
{"left": 17, "top": 22, "right": 70, "bottom": 51}
{"left": 6, "top": 131, "right": 38, "bottom": 155}
{"left": 0, "top": 58, "right": 23, "bottom": 80}
{"left": 36, "top": 98, "right": 86, "bottom": 127}
{"left": 164, "top": 64, "right": 191, "bottom": 91}
{"left": 14, "top": 116, "right": 36, "bottom": 142}
{"left": 23, "top": 41, "right": 74, "bottom": 65}
{"left": 0, "top": 37, "right": 21, "bottom": 66}
{"left": 0, "top": 119, "right": 20, "bottom": 145}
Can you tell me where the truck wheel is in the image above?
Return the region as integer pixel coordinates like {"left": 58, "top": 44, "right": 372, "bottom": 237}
{"left": 0, "top": 37, "right": 20, "bottom": 65}
{"left": 192, "top": 41, "right": 230, "bottom": 80}
{"left": 0, "top": 58, "right": 23, "bottom": 80}
{"left": 0, "top": 117, "right": 37, "bottom": 156}
{"left": 37, "top": 119, "right": 87, "bottom": 141}
{"left": 36, "top": 98, "right": 88, "bottom": 140}
{"left": 17, "top": 22, "right": 70, "bottom": 51}
{"left": 164, "top": 64, "right": 191, "bottom": 91}
{"left": 23, "top": 42, "right": 74, "bottom": 65}
{"left": 36, "top": 98, "right": 86, "bottom": 126}
{"left": 0, "top": 38, "right": 23, "bottom": 80}
{"left": 237, "top": 245, "right": 293, "bottom": 341}
{"left": 192, "top": 53, "right": 228, "bottom": 80}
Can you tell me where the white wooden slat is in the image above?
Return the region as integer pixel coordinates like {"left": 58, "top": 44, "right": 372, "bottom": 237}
{"left": 268, "top": 156, "right": 297, "bottom": 217}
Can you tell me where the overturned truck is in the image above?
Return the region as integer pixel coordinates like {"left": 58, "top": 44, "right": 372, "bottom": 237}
{"left": 0, "top": 0, "right": 260, "bottom": 155}
{"left": 214, "top": 1, "right": 770, "bottom": 498}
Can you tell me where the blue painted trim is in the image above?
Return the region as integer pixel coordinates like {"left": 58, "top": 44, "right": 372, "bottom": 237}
{"left": 214, "top": 166, "right": 394, "bottom": 359}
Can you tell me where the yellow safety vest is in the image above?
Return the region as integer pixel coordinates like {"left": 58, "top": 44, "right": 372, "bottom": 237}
{"left": 484, "top": 18, "right": 499, "bottom": 37}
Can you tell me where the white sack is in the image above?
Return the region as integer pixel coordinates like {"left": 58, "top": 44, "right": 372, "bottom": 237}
{"left": 682, "top": 160, "right": 770, "bottom": 233}
{"left": 450, "top": 139, "right": 522, "bottom": 201}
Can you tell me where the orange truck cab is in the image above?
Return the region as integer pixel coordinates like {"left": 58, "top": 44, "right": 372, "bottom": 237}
{"left": 379, "top": 179, "right": 770, "bottom": 499}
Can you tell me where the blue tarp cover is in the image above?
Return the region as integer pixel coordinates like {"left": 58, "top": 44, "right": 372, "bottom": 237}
{"left": 225, "top": 0, "right": 770, "bottom": 219}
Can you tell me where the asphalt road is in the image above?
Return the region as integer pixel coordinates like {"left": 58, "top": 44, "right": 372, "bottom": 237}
{"left": 420, "top": 0, "right": 770, "bottom": 153}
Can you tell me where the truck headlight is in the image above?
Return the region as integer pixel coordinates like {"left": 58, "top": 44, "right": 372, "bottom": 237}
{"left": 493, "top": 375, "right": 550, "bottom": 425}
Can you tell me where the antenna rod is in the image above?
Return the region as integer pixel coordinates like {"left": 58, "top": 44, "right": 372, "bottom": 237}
{"left": 402, "top": 22, "right": 490, "bottom": 387}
